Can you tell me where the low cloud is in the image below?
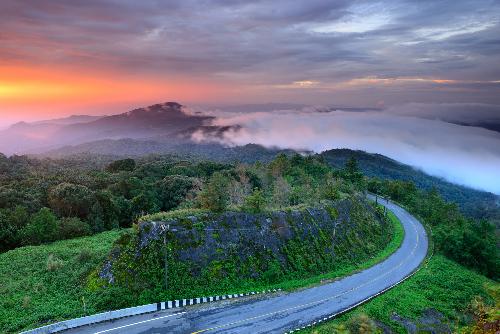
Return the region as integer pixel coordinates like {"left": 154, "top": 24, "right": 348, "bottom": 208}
{"left": 192, "top": 107, "right": 500, "bottom": 194}
{"left": 385, "top": 102, "right": 500, "bottom": 125}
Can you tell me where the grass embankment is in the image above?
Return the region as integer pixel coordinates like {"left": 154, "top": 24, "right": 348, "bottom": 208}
{"left": 0, "top": 230, "right": 127, "bottom": 333}
{"left": 0, "top": 207, "right": 403, "bottom": 333}
{"left": 297, "top": 256, "right": 497, "bottom": 334}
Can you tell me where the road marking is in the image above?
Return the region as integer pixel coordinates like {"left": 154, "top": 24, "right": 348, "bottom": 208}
{"left": 92, "top": 312, "right": 186, "bottom": 334}
{"left": 191, "top": 202, "right": 422, "bottom": 334}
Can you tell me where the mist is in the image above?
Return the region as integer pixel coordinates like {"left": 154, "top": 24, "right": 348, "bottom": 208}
{"left": 192, "top": 107, "right": 500, "bottom": 195}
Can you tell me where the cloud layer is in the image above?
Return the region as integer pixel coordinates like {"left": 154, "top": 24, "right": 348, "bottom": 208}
{"left": 192, "top": 105, "right": 500, "bottom": 194}
{"left": 1, "top": 0, "right": 500, "bottom": 109}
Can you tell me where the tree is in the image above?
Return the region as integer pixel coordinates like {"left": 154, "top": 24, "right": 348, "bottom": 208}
{"left": 156, "top": 175, "right": 197, "bottom": 211}
{"left": 343, "top": 157, "right": 365, "bottom": 190}
{"left": 198, "top": 172, "right": 229, "bottom": 212}
{"left": 272, "top": 177, "right": 291, "bottom": 208}
{"left": 58, "top": 217, "right": 91, "bottom": 239}
{"left": 106, "top": 158, "right": 136, "bottom": 173}
{"left": 244, "top": 188, "right": 266, "bottom": 213}
{"left": 48, "top": 183, "right": 95, "bottom": 218}
{"left": 131, "top": 191, "right": 160, "bottom": 218}
{"left": 22, "top": 207, "right": 59, "bottom": 245}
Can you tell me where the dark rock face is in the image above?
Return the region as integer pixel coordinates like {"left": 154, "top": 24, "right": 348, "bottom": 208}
{"left": 99, "top": 198, "right": 389, "bottom": 286}
{"left": 137, "top": 202, "right": 354, "bottom": 267}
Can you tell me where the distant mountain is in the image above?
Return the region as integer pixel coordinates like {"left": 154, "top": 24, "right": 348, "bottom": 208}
{"left": 0, "top": 102, "right": 212, "bottom": 155}
{"left": 31, "top": 114, "right": 104, "bottom": 126}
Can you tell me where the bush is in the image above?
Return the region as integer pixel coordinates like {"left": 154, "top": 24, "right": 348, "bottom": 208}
{"left": 58, "top": 217, "right": 91, "bottom": 239}
{"left": 347, "top": 313, "right": 378, "bottom": 334}
{"left": 22, "top": 208, "right": 58, "bottom": 245}
{"left": 46, "top": 254, "right": 64, "bottom": 272}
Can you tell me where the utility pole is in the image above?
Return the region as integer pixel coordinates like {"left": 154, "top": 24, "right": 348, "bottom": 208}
{"left": 160, "top": 224, "right": 173, "bottom": 292}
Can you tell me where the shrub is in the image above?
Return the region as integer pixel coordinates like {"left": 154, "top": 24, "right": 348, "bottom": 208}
{"left": 347, "top": 313, "right": 378, "bottom": 334}
{"left": 22, "top": 296, "right": 31, "bottom": 309}
{"left": 46, "top": 254, "right": 64, "bottom": 272}
{"left": 58, "top": 217, "right": 91, "bottom": 239}
{"left": 76, "top": 249, "right": 92, "bottom": 263}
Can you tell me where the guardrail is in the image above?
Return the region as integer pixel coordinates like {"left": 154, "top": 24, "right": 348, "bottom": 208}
{"left": 21, "top": 289, "right": 281, "bottom": 334}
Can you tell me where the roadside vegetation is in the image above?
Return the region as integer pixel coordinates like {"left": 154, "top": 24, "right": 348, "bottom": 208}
{"left": 298, "top": 255, "right": 499, "bottom": 334}
{"left": 0, "top": 230, "right": 126, "bottom": 333}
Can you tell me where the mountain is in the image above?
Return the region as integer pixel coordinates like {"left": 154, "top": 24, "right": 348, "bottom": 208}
{"left": 0, "top": 102, "right": 211, "bottom": 155}
{"left": 30, "top": 114, "right": 104, "bottom": 126}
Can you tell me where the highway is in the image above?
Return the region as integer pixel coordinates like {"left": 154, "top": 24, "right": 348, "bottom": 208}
{"left": 65, "top": 196, "right": 428, "bottom": 334}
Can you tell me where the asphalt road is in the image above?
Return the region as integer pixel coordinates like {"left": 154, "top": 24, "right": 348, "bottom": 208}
{"left": 65, "top": 196, "right": 428, "bottom": 334}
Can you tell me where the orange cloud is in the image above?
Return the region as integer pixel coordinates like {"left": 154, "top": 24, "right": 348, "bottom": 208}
{"left": 0, "top": 65, "right": 232, "bottom": 124}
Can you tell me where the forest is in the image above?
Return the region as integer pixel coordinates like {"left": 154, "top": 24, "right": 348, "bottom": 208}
{"left": 0, "top": 151, "right": 497, "bottom": 281}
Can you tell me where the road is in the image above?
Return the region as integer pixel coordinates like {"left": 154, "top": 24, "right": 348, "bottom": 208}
{"left": 65, "top": 196, "right": 428, "bottom": 334}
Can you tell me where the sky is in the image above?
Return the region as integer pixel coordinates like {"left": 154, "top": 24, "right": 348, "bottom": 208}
{"left": 1, "top": 0, "right": 500, "bottom": 126}
{"left": 1, "top": 0, "right": 499, "bottom": 193}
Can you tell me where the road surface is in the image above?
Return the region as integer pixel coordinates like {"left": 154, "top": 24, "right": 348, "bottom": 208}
{"left": 65, "top": 196, "right": 428, "bottom": 334}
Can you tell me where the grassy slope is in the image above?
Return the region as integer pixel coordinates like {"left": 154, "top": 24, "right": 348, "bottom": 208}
{"left": 0, "top": 209, "right": 403, "bottom": 333}
{"left": 299, "top": 255, "right": 496, "bottom": 333}
{"left": 0, "top": 230, "right": 126, "bottom": 333}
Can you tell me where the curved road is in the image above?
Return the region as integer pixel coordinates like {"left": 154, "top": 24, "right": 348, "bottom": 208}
{"left": 66, "top": 197, "right": 428, "bottom": 334}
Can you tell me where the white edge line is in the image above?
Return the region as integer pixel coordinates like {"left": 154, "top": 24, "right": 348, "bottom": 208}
{"left": 93, "top": 312, "right": 186, "bottom": 334}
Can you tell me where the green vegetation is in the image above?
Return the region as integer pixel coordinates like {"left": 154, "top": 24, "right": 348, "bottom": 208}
{"left": 0, "top": 230, "right": 126, "bottom": 333}
{"left": 0, "top": 203, "right": 402, "bottom": 333}
{"left": 298, "top": 255, "right": 498, "bottom": 334}
{"left": 1, "top": 148, "right": 498, "bottom": 333}
{"left": 369, "top": 179, "right": 499, "bottom": 279}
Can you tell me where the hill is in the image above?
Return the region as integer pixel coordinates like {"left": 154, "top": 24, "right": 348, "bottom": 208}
{"left": 321, "top": 149, "right": 500, "bottom": 223}
{"left": 42, "top": 143, "right": 500, "bottom": 222}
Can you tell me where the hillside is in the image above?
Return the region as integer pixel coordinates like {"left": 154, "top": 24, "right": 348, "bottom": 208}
{"left": 42, "top": 143, "right": 500, "bottom": 222}
{"left": 321, "top": 149, "right": 500, "bottom": 223}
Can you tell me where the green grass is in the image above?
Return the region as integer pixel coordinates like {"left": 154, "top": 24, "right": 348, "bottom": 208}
{"left": 0, "top": 207, "right": 403, "bottom": 333}
{"left": 0, "top": 230, "right": 127, "bottom": 334}
{"left": 297, "top": 255, "right": 496, "bottom": 334}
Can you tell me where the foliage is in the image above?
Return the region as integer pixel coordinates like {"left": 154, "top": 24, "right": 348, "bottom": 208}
{"left": 243, "top": 188, "right": 266, "bottom": 213}
{"left": 0, "top": 186, "right": 402, "bottom": 333}
{"left": 322, "top": 148, "right": 500, "bottom": 224}
{"left": 197, "top": 171, "right": 230, "bottom": 212}
{"left": 105, "top": 158, "right": 136, "bottom": 173}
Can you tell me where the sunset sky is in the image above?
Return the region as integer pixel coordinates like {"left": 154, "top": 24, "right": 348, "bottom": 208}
{"left": 1, "top": 0, "right": 500, "bottom": 126}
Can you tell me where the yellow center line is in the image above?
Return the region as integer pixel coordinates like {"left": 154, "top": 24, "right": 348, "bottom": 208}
{"left": 191, "top": 204, "right": 420, "bottom": 334}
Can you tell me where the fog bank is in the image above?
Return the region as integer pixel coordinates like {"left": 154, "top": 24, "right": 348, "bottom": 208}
{"left": 192, "top": 108, "right": 500, "bottom": 194}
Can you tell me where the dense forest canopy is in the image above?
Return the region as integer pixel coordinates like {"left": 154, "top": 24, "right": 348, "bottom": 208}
{"left": 0, "top": 150, "right": 497, "bottom": 280}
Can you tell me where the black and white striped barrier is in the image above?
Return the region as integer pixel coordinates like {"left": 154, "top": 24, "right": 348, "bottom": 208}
{"left": 21, "top": 289, "right": 282, "bottom": 334}
{"left": 155, "top": 289, "right": 281, "bottom": 311}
